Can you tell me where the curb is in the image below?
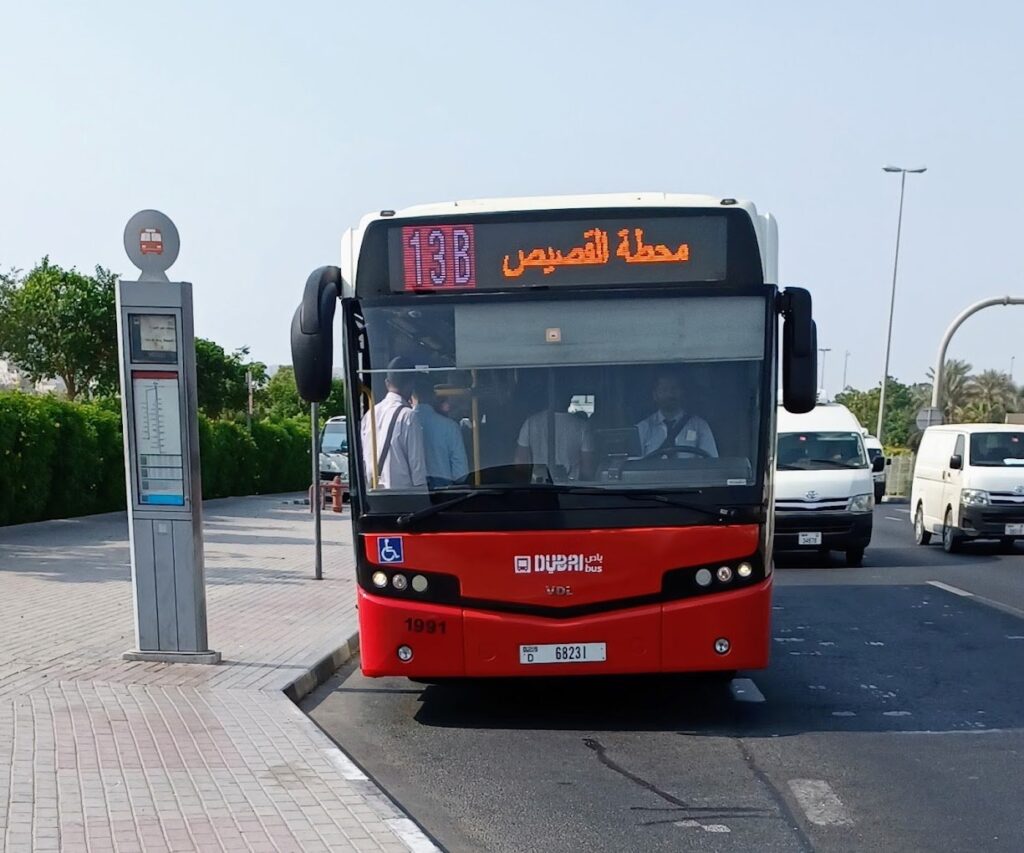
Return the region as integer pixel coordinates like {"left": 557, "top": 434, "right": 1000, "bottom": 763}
{"left": 283, "top": 630, "right": 361, "bottom": 703}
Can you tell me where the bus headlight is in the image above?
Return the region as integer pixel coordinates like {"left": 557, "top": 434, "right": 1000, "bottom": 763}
{"left": 737, "top": 562, "right": 753, "bottom": 578}
{"left": 961, "top": 489, "right": 990, "bottom": 506}
{"left": 392, "top": 574, "right": 409, "bottom": 591}
{"left": 695, "top": 568, "right": 713, "bottom": 587}
{"left": 371, "top": 571, "right": 388, "bottom": 588}
{"left": 716, "top": 566, "right": 733, "bottom": 583}
{"left": 411, "top": 575, "right": 429, "bottom": 593}
{"left": 848, "top": 493, "right": 874, "bottom": 513}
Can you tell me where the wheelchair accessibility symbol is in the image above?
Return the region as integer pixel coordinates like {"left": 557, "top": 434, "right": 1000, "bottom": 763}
{"left": 377, "top": 537, "right": 404, "bottom": 564}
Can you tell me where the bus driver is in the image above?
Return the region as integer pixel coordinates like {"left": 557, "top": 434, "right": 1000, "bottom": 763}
{"left": 635, "top": 372, "right": 718, "bottom": 458}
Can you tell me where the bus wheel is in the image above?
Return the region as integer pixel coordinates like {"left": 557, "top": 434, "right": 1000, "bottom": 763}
{"left": 914, "top": 505, "right": 932, "bottom": 545}
{"left": 845, "top": 548, "right": 864, "bottom": 568}
{"left": 942, "top": 508, "right": 963, "bottom": 554}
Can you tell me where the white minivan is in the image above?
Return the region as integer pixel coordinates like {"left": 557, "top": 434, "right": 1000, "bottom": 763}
{"left": 775, "top": 403, "right": 883, "bottom": 566}
{"left": 862, "top": 434, "right": 888, "bottom": 502}
{"left": 911, "top": 424, "right": 1024, "bottom": 552}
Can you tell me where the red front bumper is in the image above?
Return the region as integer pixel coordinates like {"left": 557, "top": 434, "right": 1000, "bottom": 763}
{"left": 357, "top": 579, "right": 772, "bottom": 678}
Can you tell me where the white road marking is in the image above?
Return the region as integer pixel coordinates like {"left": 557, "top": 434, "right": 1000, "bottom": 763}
{"left": 774, "top": 637, "right": 805, "bottom": 643}
{"left": 788, "top": 779, "right": 854, "bottom": 826}
{"left": 885, "top": 516, "right": 903, "bottom": 521}
{"left": 883, "top": 710, "right": 912, "bottom": 717}
{"left": 730, "top": 678, "right": 766, "bottom": 703}
{"left": 831, "top": 711, "right": 856, "bottom": 717}
{"left": 1007, "top": 635, "right": 1024, "bottom": 640}
{"left": 927, "top": 581, "right": 974, "bottom": 598}
{"left": 865, "top": 641, "right": 885, "bottom": 646}
{"left": 385, "top": 817, "right": 440, "bottom": 852}
{"left": 674, "top": 820, "right": 731, "bottom": 833}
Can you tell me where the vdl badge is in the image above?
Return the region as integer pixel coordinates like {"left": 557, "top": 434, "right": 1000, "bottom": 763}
{"left": 377, "top": 537, "right": 404, "bottom": 564}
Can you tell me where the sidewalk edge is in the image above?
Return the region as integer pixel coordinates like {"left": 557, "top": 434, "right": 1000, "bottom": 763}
{"left": 282, "top": 630, "right": 361, "bottom": 703}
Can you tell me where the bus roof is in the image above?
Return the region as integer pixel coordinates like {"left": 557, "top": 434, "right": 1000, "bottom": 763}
{"left": 340, "top": 192, "right": 778, "bottom": 295}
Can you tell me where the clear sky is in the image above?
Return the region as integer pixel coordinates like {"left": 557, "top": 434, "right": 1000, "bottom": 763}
{"left": 2, "top": 1, "right": 1022, "bottom": 391}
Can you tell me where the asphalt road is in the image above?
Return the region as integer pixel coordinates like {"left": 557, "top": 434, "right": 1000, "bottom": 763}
{"left": 303, "top": 505, "right": 1024, "bottom": 852}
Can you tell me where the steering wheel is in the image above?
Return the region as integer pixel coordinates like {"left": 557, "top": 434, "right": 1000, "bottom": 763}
{"left": 646, "top": 445, "right": 713, "bottom": 460}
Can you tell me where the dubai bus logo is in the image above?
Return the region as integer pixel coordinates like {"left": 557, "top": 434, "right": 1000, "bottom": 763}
{"left": 514, "top": 554, "right": 604, "bottom": 574}
{"left": 140, "top": 227, "right": 164, "bottom": 255}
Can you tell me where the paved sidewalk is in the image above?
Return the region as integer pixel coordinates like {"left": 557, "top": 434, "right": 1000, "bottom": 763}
{"left": 0, "top": 495, "right": 432, "bottom": 852}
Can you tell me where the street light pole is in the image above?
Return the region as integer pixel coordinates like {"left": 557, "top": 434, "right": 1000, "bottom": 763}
{"left": 876, "top": 165, "right": 926, "bottom": 442}
{"left": 818, "top": 347, "right": 831, "bottom": 394}
{"left": 842, "top": 350, "right": 850, "bottom": 390}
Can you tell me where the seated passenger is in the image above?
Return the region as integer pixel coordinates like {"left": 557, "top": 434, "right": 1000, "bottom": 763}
{"left": 635, "top": 372, "right": 718, "bottom": 458}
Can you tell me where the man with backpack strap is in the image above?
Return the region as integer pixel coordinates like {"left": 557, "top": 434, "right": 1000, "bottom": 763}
{"left": 360, "top": 357, "right": 427, "bottom": 489}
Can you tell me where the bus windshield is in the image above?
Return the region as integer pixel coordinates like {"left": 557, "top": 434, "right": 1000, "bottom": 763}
{"left": 353, "top": 293, "right": 768, "bottom": 507}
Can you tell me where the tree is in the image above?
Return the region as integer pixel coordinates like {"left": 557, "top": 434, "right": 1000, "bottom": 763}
{"left": 194, "top": 338, "right": 267, "bottom": 419}
{"left": 834, "top": 376, "right": 916, "bottom": 446}
{"left": 925, "top": 359, "right": 973, "bottom": 422}
{"left": 962, "top": 370, "right": 1019, "bottom": 423}
{"left": 263, "top": 366, "right": 345, "bottom": 421}
{"left": 0, "top": 259, "right": 118, "bottom": 400}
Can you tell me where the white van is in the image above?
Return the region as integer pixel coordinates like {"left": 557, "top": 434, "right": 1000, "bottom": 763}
{"left": 911, "top": 423, "right": 1024, "bottom": 552}
{"left": 862, "top": 434, "right": 887, "bottom": 502}
{"left": 775, "top": 403, "right": 882, "bottom": 566}
{"left": 319, "top": 416, "right": 350, "bottom": 498}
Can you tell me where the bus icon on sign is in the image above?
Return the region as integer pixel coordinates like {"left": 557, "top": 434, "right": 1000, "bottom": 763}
{"left": 140, "top": 228, "right": 164, "bottom": 255}
{"left": 377, "top": 537, "right": 404, "bottom": 564}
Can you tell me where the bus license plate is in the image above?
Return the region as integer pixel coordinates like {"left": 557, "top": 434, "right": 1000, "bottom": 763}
{"left": 1006, "top": 524, "right": 1024, "bottom": 536}
{"left": 519, "top": 643, "right": 606, "bottom": 665}
{"left": 798, "top": 532, "right": 822, "bottom": 545}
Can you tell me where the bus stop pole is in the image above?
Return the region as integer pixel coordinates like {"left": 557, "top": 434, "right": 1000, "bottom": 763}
{"left": 311, "top": 401, "right": 323, "bottom": 580}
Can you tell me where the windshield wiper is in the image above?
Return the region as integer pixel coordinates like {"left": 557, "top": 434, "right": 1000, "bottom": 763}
{"left": 530, "top": 485, "right": 738, "bottom": 521}
{"left": 396, "top": 489, "right": 505, "bottom": 528}
{"left": 806, "top": 458, "right": 863, "bottom": 469}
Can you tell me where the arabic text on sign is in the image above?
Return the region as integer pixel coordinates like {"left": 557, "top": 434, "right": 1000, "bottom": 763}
{"left": 502, "top": 227, "right": 689, "bottom": 278}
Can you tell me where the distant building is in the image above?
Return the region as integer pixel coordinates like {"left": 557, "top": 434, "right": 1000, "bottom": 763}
{"left": 0, "top": 359, "right": 66, "bottom": 394}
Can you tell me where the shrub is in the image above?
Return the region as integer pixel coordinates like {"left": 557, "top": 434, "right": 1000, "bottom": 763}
{"left": 0, "top": 391, "right": 314, "bottom": 525}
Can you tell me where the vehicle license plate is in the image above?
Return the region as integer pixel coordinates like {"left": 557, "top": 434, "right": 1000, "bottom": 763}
{"left": 798, "top": 531, "right": 822, "bottom": 546}
{"left": 519, "top": 643, "right": 606, "bottom": 664}
{"left": 1005, "top": 524, "right": 1024, "bottom": 536}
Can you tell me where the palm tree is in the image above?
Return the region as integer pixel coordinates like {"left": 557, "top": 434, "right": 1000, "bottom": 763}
{"left": 964, "top": 370, "right": 1019, "bottom": 423}
{"left": 925, "top": 359, "right": 974, "bottom": 421}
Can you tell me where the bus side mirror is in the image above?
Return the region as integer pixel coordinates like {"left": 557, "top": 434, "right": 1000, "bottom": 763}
{"left": 290, "top": 265, "right": 342, "bottom": 402}
{"left": 780, "top": 287, "right": 817, "bottom": 414}
{"left": 872, "top": 455, "right": 886, "bottom": 473}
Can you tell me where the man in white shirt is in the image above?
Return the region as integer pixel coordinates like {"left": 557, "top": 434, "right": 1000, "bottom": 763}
{"left": 361, "top": 357, "right": 426, "bottom": 489}
{"left": 635, "top": 372, "right": 718, "bottom": 458}
{"left": 515, "top": 403, "right": 595, "bottom": 481}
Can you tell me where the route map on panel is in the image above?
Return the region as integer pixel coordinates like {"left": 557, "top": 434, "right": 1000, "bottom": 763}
{"left": 131, "top": 372, "right": 185, "bottom": 505}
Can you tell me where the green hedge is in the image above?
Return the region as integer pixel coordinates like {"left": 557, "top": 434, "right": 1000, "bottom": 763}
{"left": 0, "top": 391, "right": 311, "bottom": 526}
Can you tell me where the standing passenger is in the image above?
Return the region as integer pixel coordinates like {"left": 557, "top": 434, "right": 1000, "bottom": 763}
{"left": 360, "top": 357, "right": 426, "bottom": 489}
{"left": 413, "top": 377, "right": 469, "bottom": 488}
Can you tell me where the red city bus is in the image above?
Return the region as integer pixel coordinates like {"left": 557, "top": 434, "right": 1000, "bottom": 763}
{"left": 291, "top": 193, "right": 816, "bottom": 678}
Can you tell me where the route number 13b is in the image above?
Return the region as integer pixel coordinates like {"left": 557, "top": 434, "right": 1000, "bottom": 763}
{"left": 402, "top": 225, "right": 476, "bottom": 290}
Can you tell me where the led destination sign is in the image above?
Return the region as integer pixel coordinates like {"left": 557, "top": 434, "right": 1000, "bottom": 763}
{"left": 386, "top": 214, "right": 731, "bottom": 292}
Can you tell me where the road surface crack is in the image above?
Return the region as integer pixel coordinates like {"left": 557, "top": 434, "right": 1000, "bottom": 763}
{"left": 582, "top": 737, "right": 771, "bottom": 827}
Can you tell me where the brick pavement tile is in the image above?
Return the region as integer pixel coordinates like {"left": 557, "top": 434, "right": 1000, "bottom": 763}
{"left": 0, "top": 498, "right": 427, "bottom": 853}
